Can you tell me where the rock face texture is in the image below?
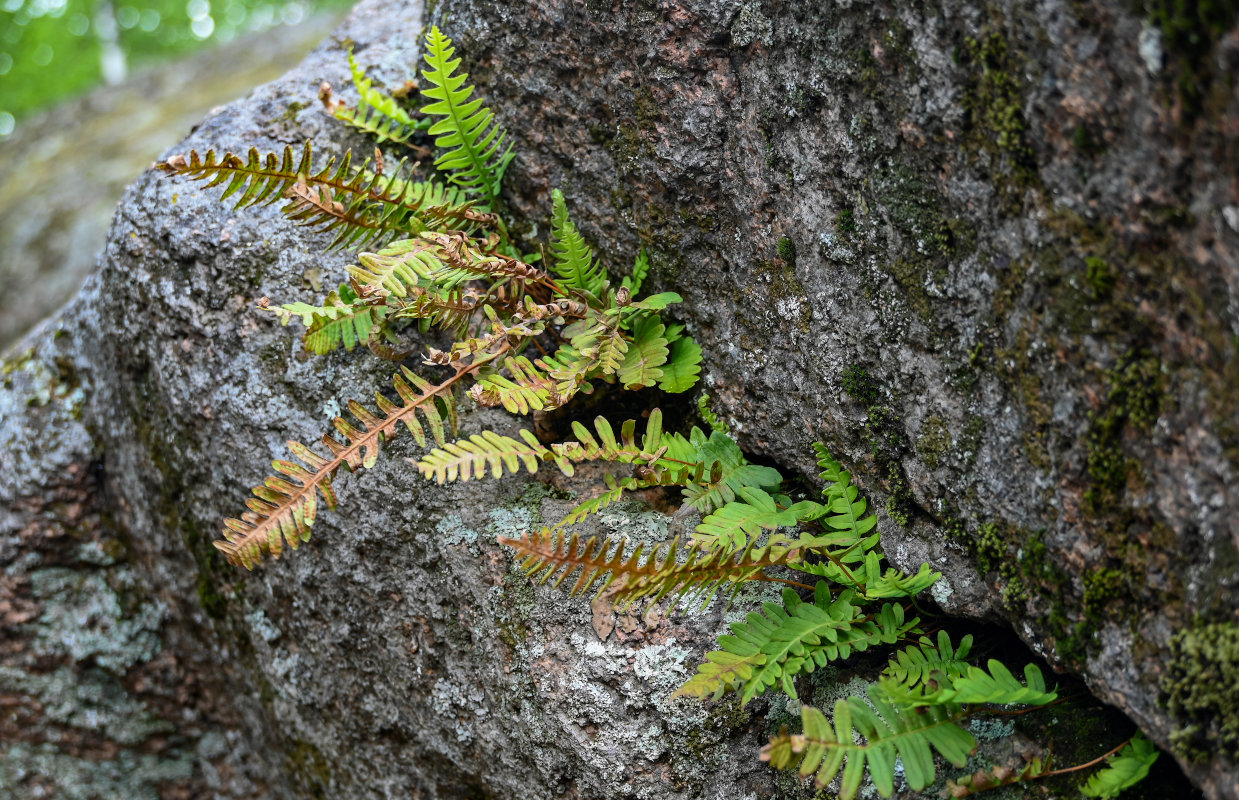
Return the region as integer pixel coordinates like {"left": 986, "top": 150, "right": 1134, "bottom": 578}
{"left": 0, "top": 0, "right": 1235, "bottom": 799}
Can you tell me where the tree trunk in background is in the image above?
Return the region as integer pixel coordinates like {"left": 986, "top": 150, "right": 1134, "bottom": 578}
{"left": 0, "top": 0, "right": 1235, "bottom": 798}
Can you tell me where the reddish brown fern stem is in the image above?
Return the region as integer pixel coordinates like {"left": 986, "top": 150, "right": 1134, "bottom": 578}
{"left": 218, "top": 343, "right": 510, "bottom": 566}
{"left": 1034, "top": 737, "right": 1131, "bottom": 779}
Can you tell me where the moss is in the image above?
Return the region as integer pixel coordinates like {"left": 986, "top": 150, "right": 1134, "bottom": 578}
{"left": 1082, "top": 567, "right": 1128, "bottom": 623}
{"left": 1162, "top": 621, "right": 1239, "bottom": 762}
{"left": 1085, "top": 256, "right": 1115, "bottom": 299}
{"left": 866, "top": 405, "right": 909, "bottom": 456}
{"left": 1146, "top": 0, "right": 1239, "bottom": 117}
{"left": 776, "top": 236, "right": 796, "bottom": 264}
{"left": 916, "top": 415, "right": 951, "bottom": 470}
{"left": 835, "top": 208, "right": 856, "bottom": 234}
{"left": 287, "top": 738, "right": 332, "bottom": 799}
{"left": 961, "top": 31, "right": 1039, "bottom": 209}
{"left": 280, "top": 100, "right": 310, "bottom": 123}
{"left": 840, "top": 364, "right": 879, "bottom": 406}
{"left": 1084, "top": 352, "right": 1162, "bottom": 514}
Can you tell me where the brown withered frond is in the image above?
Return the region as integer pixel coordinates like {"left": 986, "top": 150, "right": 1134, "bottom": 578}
{"left": 498, "top": 528, "right": 803, "bottom": 609}
{"left": 216, "top": 365, "right": 461, "bottom": 569}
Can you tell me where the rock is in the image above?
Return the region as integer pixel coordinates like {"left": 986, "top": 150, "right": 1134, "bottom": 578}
{"left": 430, "top": 0, "right": 1238, "bottom": 795}
{"left": 0, "top": 0, "right": 1234, "bottom": 798}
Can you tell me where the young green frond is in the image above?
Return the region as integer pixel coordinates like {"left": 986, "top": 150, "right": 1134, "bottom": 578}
{"left": 1081, "top": 734, "right": 1159, "bottom": 799}
{"left": 420, "top": 26, "right": 514, "bottom": 198}
{"left": 550, "top": 189, "right": 610, "bottom": 298}
{"left": 677, "top": 584, "right": 918, "bottom": 704}
{"left": 680, "top": 428, "right": 783, "bottom": 514}
{"left": 216, "top": 366, "right": 460, "bottom": 569}
{"left": 617, "top": 316, "right": 669, "bottom": 389}
{"left": 622, "top": 248, "right": 650, "bottom": 295}
{"left": 549, "top": 410, "right": 669, "bottom": 468}
{"left": 692, "top": 486, "right": 799, "bottom": 554}
{"left": 883, "top": 632, "right": 974, "bottom": 689}
{"left": 658, "top": 335, "right": 703, "bottom": 392}
{"left": 761, "top": 685, "right": 976, "bottom": 799}
{"left": 333, "top": 51, "right": 426, "bottom": 144}
{"left": 272, "top": 283, "right": 388, "bottom": 355}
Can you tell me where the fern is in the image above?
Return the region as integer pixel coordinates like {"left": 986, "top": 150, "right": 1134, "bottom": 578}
{"left": 333, "top": 51, "right": 426, "bottom": 144}
{"left": 658, "top": 335, "right": 702, "bottom": 392}
{"left": 158, "top": 144, "right": 492, "bottom": 249}
{"left": 271, "top": 283, "right": 387, "bottom": 355}
{"left": 217, "top": 366, "right": 460, "bottom": 569}
{"left": 761, "top": 685, "right": 976, "bottom": 799}
{"left": 622, "top": 247, "right": 649, "bottom": 295}
{"left": 617, "top": 315, "right": 669, "bottom": 389}
{"left": 1081, "top": 734, "right": 1159, "bottom": 798}
{"left": 680, "top": 428, "right": 783, "bottom": 513}
{"left": 420, "top": 26, "right": 514, "bottom": 198}
{"left": 550, "top": 189, "right": 609, "bottom": 298}
{"left": 692, "top": 486, "right": 801, "bottom": 553}
{"left": 883, "top": 632, "right": 974, "bottom": 689}
{"left": 677, "top": 583, "right": 918, "bottom": 704}
{"left": 500, "top": 527, "right": 800, "bottom": 608}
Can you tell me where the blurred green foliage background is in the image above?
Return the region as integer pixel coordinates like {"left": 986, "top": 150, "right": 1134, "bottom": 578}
{"left": 0, "top": 0, "right": 353, "bottom": 135}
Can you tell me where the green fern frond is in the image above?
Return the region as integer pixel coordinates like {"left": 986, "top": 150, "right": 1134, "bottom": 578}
{"left": 550, "top": 410, "right": 669, "bottom": 468}
{"left": 692, "top": 486, "right": 799, "bottom": 554}
{"left": 551, "top": 189, "right": 609, "bottom": 298}
{"left": 617, "top": 315, "right": 669, "bottom": 389}
{"left": 680, "top": 428, "right": 782, "bottom": 514}
{"left": 346, "top": 238, "right": 448, "bottom": 296}
{"left": 271, "top": 283, "right": 387, "bottom": 355}
{"left": 677, "top": 584, "right": 918, "bottom": 704}
{"left": 883, "top": 632, "right": 974, "bottom": 689}
{"left": 500, "top": 527, "right": 799, "bottom": 608}
{"left": 622, "top": 247, "right": 649, "bottom": 295}
{"left": 415, "top": 428, "right": 549, "bottom": 483}
{"left": 938, "top": 660, "right": 1057, "bottom": 706}
{"left": 216, "top": 366, "right": 459, "bottom": 569}
{"left": 761, "top": 685, "right": 976, "bottom": 799}
{"left": 697, "top": 392, "right": 731, "bottom": 434}
{"left": 658, "top": 335, "right": 702, "bottom": 393}
{"left": 333, "top": 51, "right": 425, "bottom": 144}
{"left": 1081, "top": 734, "right": 1159, "bottom": 798}
{"left": 420, "top": 26, "right": 514, "bottom": 198}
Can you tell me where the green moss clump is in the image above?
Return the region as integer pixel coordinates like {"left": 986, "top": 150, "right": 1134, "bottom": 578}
{"left": 840, "top": 364, "right": 879, "bottom": 406}
{"left": 916, "top": 415, "right": 951, "bottom": 470}
{"left": 1085, "top": 256, "right": 1116, "bottom": 299}
{"left": 1084, "top": 352, "right": 1162, "bottom": 513}
{"left": 961, "top": 32, "right": 1039, "bottom": 208}
{"left": 776, "top": 236, "right": 796, "bottom": 264}
{"left": 1162, "top": 621, "right": 1239, "bottom": 763}
{"left": 835, "top": 208, "right": 856, "bottom": 233}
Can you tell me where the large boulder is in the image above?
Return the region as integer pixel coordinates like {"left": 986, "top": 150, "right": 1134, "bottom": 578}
{"left": 0, "top": 0, "right": 1233, "bottom": 798}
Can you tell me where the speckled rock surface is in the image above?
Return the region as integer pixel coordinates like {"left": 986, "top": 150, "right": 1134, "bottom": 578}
{"left": 426, "top": 0, "right": 1238, "bottom": 796}
{"left": 1, "top": 0, "right": 1234, "bottom": 798}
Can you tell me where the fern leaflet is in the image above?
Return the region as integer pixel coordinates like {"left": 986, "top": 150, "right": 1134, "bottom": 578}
{"left": 677, "top": 583, "right": 918, "bottom": 704}
{"left": 1081, "top": 734, "right": 1159, "bottom": 798}
{"left": 333, "top": 51, "right": 425, "bottom": 144}
{"left": 550, "top": 189, "right": 609, "bottom": 298}
{"left": 420, "top": 26, "right": 514, "bottom": 198}
{"left": 883, "top": 632, "right": 974, "bottom": 689}
{"left": 761, "top": 685, "right": 976, "bottom": 799}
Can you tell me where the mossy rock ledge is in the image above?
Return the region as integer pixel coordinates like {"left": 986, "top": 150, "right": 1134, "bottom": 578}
{"left": 0, "top": 0, "right": 1236, "bottom": 798}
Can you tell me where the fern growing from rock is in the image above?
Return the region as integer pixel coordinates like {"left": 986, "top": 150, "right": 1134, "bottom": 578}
{"left": 162, "top": 25, "right": 1161, "bottom": 799}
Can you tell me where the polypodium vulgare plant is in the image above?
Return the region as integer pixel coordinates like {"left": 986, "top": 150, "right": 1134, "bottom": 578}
{"left": 158, "top": 25, "right": 1160, "bottom": 799}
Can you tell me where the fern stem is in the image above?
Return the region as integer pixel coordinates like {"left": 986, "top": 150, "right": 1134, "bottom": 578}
{"left": 1036, "top": 738, "right": 1132, "bottom": 778}
{"left": 981, "top": 693, "right": 1085, "bottom": 716}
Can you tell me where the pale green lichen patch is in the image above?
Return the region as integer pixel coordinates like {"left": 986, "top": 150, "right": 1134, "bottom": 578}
{"left": 0, "top": 743, "right": 193, "bottom": 800}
